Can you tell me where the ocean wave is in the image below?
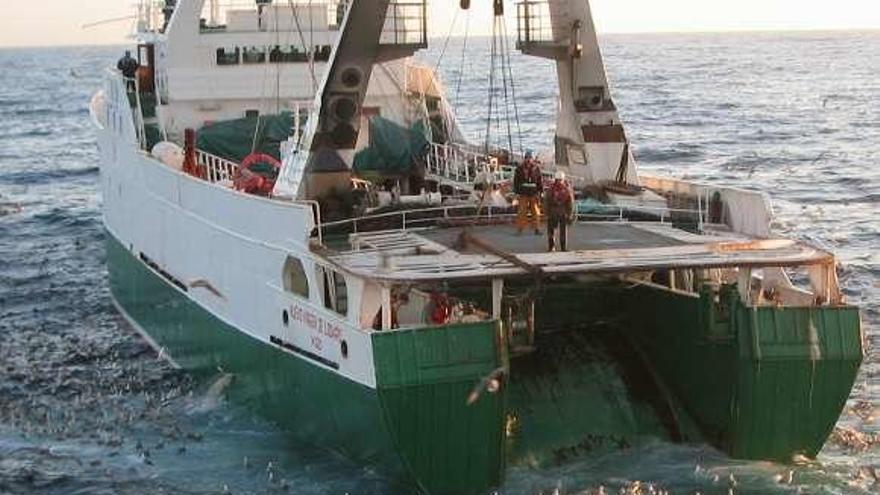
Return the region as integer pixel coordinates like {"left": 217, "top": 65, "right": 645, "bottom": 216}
{"left": 634, "top": 147, "right": 705, "bottom": 163}
{"left": 0, "top": 33, "right": 877, "bottom": 495}
{"left": 1, "top": 106, "right": 80, "bottom": 119}
{"left": 0, "top": 166, "right": 99, "bottom": 185}
{"left": 0, "top": 128, "right": 54, "bottom": 139}
{"left": 829, "top": 193, "right": 880, "bottom": 205}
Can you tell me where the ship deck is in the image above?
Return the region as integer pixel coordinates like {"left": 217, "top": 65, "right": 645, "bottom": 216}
{"left": 318, "top": 221, "right": 834, "bottom": 283}
{"left": 422, "top": 222, "right": 687, "bottom": 253}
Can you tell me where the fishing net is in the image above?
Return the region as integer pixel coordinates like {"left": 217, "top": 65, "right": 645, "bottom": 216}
{"left": 197, "top": 112, "right": 297, "bottom": 163}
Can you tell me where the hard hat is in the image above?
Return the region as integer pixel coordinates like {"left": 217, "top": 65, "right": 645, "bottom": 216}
{"left": 524, "top": 150, "right": 534, "bottom": 159}
{"left": 554, "top": 171, "right": 566, "bottom": 181}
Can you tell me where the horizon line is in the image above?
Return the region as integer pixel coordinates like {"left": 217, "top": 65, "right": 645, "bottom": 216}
{"left": 0, "top": 26, "right": 876, "bottom": 49}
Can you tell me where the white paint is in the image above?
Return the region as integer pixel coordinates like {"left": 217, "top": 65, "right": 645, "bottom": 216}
{"left": 135, "top": 1, "right": 413, "bottom": 140}
{"left": 94, "top": 69, "right": 380, "bottom": 388}
{"left": 520, "top": 0, "right": 640, "bottom": 184}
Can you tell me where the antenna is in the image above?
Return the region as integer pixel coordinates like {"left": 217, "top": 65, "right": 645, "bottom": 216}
{"left": 81, "top": 15, "right": 138, "bottom": 30}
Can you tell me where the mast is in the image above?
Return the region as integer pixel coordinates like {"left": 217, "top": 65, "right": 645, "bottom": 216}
{"left": 274, "top": 0, "right": 427, "bottom": 199}
{"left": 517, "top": 0, "right": 638, "bottom": 185}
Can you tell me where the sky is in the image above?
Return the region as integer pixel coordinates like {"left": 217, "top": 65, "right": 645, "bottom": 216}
{"left": 1, "top": 0, "right": 879, "bottom": 47}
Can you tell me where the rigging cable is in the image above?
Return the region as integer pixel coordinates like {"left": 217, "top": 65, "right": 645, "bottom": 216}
{"left": 433, "top": 8, "right": 460, "bottom": 71}
{"left": 287, "top": 0, "right": 318, "bottom": 92}
{"left": 498, "top": 18, "right": 515, "bottom": 157}
{"left": 500, "top": 16, "right": 524, "bottom": 156}
{"left": 483, "top": 15, "right": 498, "bottom": 152}
{"left": 453, "top": 10, "right": 470, "bottom": 108}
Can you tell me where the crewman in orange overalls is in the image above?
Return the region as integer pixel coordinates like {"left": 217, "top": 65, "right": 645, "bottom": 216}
{"left": 514, "top": 151, "right": 544, "bottom": 235}
{"left": 545, "top": 171, "right": 575, "bottom": 252}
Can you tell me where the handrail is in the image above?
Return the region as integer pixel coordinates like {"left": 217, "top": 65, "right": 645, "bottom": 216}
{"left": 130, "top": 76, "right": 147, "bottom": 150}
{"left": 316, "top": 201, "right": 709, "bottom": 242}
{"left": 296, "top": 199, "right": 323, "bottom": 245}
{"left": 425, "top": 142, "right": 517, "bottom": 186}
{"left": 425, "top": 141, "right": 583, "bottom": 189}
{"left": 196, "top": 149, "right": 240, "bottom": 183}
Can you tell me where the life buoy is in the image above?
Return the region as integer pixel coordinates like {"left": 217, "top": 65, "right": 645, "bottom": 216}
{"left": 233, "top": 153, "right": 282, "bottom": 196}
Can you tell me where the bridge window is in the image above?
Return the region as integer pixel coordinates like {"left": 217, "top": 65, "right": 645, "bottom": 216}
{"left": 318, "top": 267, "right": 348, "bottom": 317}
{"left": 313, "top": 45, "right": 332, "bottom": 62}
{"left": 242, "top": 46, "right": 267, "bottom": 64}
{"left": 216, "top": 45, "right": 328, "bottom": 65}
{"left": 270, "top": 45, "right": 309, "bottom": 63}
{"left": 216, "top": 47, "right": 239, "bottom": 65}
{"left": 283, "top": 257, "right": 309, "bottom": 298}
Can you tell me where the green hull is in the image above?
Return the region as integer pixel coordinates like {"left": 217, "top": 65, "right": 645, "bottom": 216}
{"left": 625, "top": 284, "right": 863, "bottom": 461}
{"left": 108, "top": 232, "right": 863, "bottom": 493}
{"left": 106, "top": 234, "right": 505, "bottom": 494}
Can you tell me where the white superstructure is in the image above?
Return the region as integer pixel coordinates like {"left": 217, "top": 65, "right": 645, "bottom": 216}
{"left": 91, "top": 0, "right": 436, "bottom": 387}
{"left": 132, "top": 0, "right": 426, "bottom": 141}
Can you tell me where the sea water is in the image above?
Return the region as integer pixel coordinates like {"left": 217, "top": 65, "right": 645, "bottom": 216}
{"left": 0, "top": 32, "right": 877, "bottom": 494}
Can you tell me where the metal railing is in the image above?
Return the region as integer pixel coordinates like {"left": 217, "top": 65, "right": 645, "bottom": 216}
{"left": 380, "top": 1, "right": 427, "bottom": 47}
{"left": 425, "top": 142, "right": 581, "bottom": 189}
{"left": 136, "top": 0, "right": 167, "bottom": 34}
{"left": 320, "top": 204, "right": 514, "bottom": 238}
{"left": 316, "top": 200, "right": 709, "bottom": 242}
{"left": 196, "top": 0, "right": 343, "bottom": 32}
{"left": 425, "top": 142, "right": 514, "bottom": 186}
{"left": 197, "top": 149, "right": 240, "bottom": 183}
{"left": 515, "top": 1, "right": 562, "bottom": 45}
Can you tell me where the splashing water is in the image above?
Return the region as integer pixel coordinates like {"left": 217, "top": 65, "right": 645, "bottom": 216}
{"left": 0, "top": 32, "right": 878, "bottom": 494}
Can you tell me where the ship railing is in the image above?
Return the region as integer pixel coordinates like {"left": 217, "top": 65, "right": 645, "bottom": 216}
{"left": 426, "top": 142, "right": 518, "bottom": 186}
{"left": 515, "top": 1, "right": 566, "bottom": 46}
{"left": 197, "top": 0, "right": 343, "bottom": 33}
{"left": 136, "top": 1, "right": 167, "bottom": 34}
{"left": 197, "top": 149, "right": 240, "bottom": 183}
{"left": 426, "top": 142, "right": 579, "bottom": 188}
{"left": 191, "top": 149, "right": 325, "bottom": 242}
{"left": 316, "top": 202, "right": 711, "bottom": 241}
{"left": 127, "top": 76, "right": 148, "bottom": 151}
{"left": 380, "top": 1, "right": 427, "bottom": 48}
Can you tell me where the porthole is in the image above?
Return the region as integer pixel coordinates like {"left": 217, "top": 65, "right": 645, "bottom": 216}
{"left": 330, "top": 122, "right": 357, "bottom": 147}
{"left": 340, "top": 340, "right": 349, "bottom": 359}
{"left": 332, "top": 96, "right": 358, "bottom": 121}
{"left": 282, "top": 309, "right": 289, "bottom": 326}
{"left": 341, "top": 67, "right": 362, "bottom": 88}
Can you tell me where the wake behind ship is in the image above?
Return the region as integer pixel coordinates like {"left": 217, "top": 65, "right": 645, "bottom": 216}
{"left": 90, "top": 1, "right": 864, "bottom": 493}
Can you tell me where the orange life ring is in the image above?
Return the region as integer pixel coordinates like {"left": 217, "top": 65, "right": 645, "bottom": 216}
{"left": 233, "top": 153, "right": 282, "bottom": 196}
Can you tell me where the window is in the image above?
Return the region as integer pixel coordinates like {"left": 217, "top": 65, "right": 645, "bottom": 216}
{"left": 313, "top": 45, "right": 332, "bottom": 62}
{"left": 242, "top": 46, "right": 266, "bottom": 64}
{"left": 138, "top": 46, "right": 150, "bottom": 67}
{"left": 269, "top": 45, "right": 309, "bottom": 63}
{"left": 216, "top": 47, "right": 239, "bottom": 65}
{"left": 283, "top": 257, "right": 309, "bottom": 298}
{"left": 319, "top": 267, "right": 348, "bottom": 317}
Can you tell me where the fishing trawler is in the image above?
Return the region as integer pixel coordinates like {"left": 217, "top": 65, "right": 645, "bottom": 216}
{"left": 90, "top": 1, "right": 864, "bottom": 493}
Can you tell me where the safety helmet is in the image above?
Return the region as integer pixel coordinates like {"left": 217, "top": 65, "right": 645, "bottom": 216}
{"left": 524, "top": 150, "right": 534, "bottom": 159}
{"left": 554, "top": 171, "right": 566, "bottom": 181}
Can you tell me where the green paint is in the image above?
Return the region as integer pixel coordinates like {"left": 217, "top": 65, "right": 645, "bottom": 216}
{"left": 372, "top": 323, "right": 506, "bottom": 494}
{"left": 626, "top": 284, "right": 863, "bottom": 461}
{"left": 108, "top": 231, "right": 862, "bottom": 493}
{"left": 107, "top": 233, "right": 506, "bottom": 494}
{"left": 107, "top": 235, "right": 406, "bottom": 482}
